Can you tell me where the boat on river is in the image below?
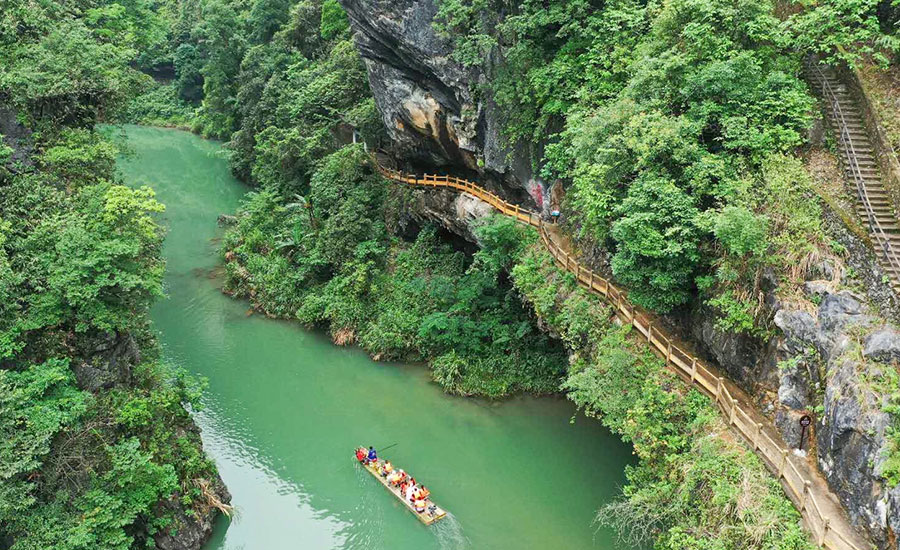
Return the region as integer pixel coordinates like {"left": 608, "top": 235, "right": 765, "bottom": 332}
{"left": 355, "top": 448, "right": 448, "bottom": 525}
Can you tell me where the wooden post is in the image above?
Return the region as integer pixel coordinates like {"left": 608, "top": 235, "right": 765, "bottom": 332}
{"left": 589, "top": 271, "right": 594, "bottom": 290}
{"left": 778, "top": 449, "right": 789, "bottom": 478}
{"left": 646, "top": 322, "right": 652, "bottom": 343}
{"left": 801, "top": 481, "right": 811, "bottom": 512}
{"left": 665, "top": 341, "right": 672, "bottom": 364}
{"left": 729, "top": 397, "right": 737, "bottom": 426}
{"left": 690, "top": 357, "right": 697, "bottom": 383}
{"left": 754, "top": 423, "right": 763, "bottom": 451}
{"left": 819, "top": 518, "right": 829, "bottom": 545}
{"left": 715, "top": 377, "right": 723, "bottom": 402}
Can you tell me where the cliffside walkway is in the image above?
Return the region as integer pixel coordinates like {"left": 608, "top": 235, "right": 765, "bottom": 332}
{"left": 807, "top": 60, "right": 900, "bottom": 294}
{"left": 376, "top": 164, "right": 872, "bottom": 550}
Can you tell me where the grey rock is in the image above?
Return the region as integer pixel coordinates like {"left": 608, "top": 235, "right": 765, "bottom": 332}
{"left": 0, "top": 102, "right": 33, "bottom": 169}
{"left": 818, "top": 291, "right": 872, "bottom": 334}
{"left": 72, "top": 331, "right": 140, "bottom": 391}
{"left": 808, "top": 258, "right": 841, "bottom": 282}
{"left": 778, "top": 362, "right": 812, "bottom": 410}
{"left": 775, "top": 408, "right": 812, "bottom": 449}
{"left": 154, "top": 472, "right": 231, "bottom": 550}
{"left": 217, "top": 214, "right": 237, "bottom": 227}
{"left": 817, "top": 358, "right": 895, "bottom": 548}
{"left": 760, "top": 266, "right": 779, "bottom": 292}
{"left": 774, "top": 309, "right": 818, "bottom": 355}
{"left": 802, "top": 280, "right": 831, "bottom": 298}
{"left": 863, "top": 326, "right": 900, "bottom": 363}
{"left": 399, "top": 187, "right": 494, "bottom": 242}
{"left": 341, "top": 0, "right": 548, "bottom": 207}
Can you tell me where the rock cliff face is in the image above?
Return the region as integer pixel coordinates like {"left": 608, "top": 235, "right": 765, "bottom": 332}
{"left": 775, "top": 289, "right": 900, "bottom": 548}
{"left": 341, "top": 3, "right": 900, "bottom": 547}
{"left": 340, "top": 0, "right": 549, "bottom": 212}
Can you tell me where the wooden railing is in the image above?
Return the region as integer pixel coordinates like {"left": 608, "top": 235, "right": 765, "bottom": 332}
{"left": 809, "top": 61, "right": 900, "bottom": 278}
{"left": 377, "top": 163, "right": 869, "bottom": 550}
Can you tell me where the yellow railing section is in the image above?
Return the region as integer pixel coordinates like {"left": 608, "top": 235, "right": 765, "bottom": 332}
{"left": 377, "top": 164, "right": 870, "bottom": 550}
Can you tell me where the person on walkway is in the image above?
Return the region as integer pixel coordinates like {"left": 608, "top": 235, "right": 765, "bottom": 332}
{"left": 366, "top": 446, "right": 377, "bottom": 464}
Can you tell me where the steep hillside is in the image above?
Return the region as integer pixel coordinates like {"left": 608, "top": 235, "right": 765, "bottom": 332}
{"left": 0, "top": 3, "right": 229, "bottom": 549}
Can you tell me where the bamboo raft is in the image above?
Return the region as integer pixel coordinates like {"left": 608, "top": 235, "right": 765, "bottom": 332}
{"left": 355, "top": 449, "right": 448, "bottom": 525}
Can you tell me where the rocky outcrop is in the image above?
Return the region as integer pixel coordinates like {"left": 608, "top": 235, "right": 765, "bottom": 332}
{"left": 688, "top": 301, "right": 778, "bottom": 391}
{"left": 154, "top": 473, "right": 231, "bottom": 550}
{"left": 340, "top": 0, "right": 550, "bottom": 212}
{"left": 0, "top": 101, "right": 33, "bottom": 169}
{"left": 397, "top": 186, "right": 495, "bottom": 242}
{"left": 775, "top": 289, "right": 899, "bottom": 548}
{"left": 72, "top": 330, "right": 141, "bottom": 391}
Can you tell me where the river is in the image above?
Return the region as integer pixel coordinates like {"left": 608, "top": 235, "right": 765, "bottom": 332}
{"left": 111, "top": 124, "right": 635, "bottom": 550}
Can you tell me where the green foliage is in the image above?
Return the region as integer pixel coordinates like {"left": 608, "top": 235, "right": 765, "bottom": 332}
{"left": 0, "top": 7, "right": 148, "bottom": 128}
{"left": 320, "top": 0, "right": 349, "bottom": 40}
{"left": 706, "top": 291, "right": 759, "bottom": 337}
{"left": 786, "top": 0, "right": 891, "bottom": 65}
{"left": 122, "top": 83, "right": 198, "bottom": 128}
{"left": 0, "top": 360, "right": 88, "bottom": 523}
{"left": 41, "top": 129, "right": 118, "bottom": 187}
{"left": 0, "top": 42, "right": 223, "bottom": 542}
{"left": 713, "top": 206, "right": 769, "bottom": 258}
{"left": 512, "top": 243, "right": 815, "bottom": 550}
{"left": 610, "top": 177, "right": 702, "bottom": 312}
{"left": 437, "top": 0, "right": 832, "bottom": 315}
{"left": 223, "top": 153, "right": 565, "bottom": 397}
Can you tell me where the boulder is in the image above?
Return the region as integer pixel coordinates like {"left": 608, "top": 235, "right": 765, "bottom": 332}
{"left": 818, "top": 290, "right": 872, "bottom": 334}
{"left": 154, "top": 474, "right": 231, "bottom": 550}
{"left": 863, "top": 326, "right": 900, "bottom": 364}
{"left": 773, "top": 309, "right": 818, "bottom": 355}
{"left": 802, "top": 280, "right": 831, "bottom": 298}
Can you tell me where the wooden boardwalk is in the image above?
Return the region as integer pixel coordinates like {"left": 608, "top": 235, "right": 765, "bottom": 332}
{"left": 376, "top": 164, "right": 873, "bottom": 550}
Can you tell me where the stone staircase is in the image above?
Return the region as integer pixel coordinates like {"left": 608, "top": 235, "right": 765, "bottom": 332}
{"left": 806, "top": 61, "right": 900, "bottom": 293}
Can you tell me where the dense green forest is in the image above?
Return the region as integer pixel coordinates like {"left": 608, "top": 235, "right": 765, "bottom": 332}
{"left": 435, "top": 0, "right": 897, "bottom": 323}
{"left": 2, "top": 0, "right": 900, "bottom": 547}
{"left": 0, "top": 2, "right": 226, "bottom": 549}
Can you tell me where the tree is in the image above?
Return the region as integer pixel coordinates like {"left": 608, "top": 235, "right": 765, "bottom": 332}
{"left": 610, "top": 177, "right": 702, "bottom": 312}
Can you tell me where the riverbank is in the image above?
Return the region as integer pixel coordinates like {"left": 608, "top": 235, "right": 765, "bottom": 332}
{"left": 113, "top": 124, "right": 636, "bottom": 549}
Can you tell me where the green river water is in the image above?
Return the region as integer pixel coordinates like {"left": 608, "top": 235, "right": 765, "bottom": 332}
{"left": 112, "top": 124, "right": 635, "bottom": 550}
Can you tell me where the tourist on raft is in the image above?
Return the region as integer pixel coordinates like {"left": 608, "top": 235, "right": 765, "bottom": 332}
{"left": 355, "top": 448, "right": 366, "bottom": 463}
{"left": 366, "top": 446, "right": 377, "bottom": 464}
{"left": 380, "top": 460, "right": 393, "bottom": 477}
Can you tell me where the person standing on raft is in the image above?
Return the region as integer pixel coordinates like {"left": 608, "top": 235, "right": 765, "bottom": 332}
{"left": 366, "top": 446, "right": 377, "bottom": 465}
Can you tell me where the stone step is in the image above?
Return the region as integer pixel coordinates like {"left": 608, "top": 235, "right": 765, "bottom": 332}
{"left": 842, "top": 151, "right": 876, "bottom": 161}
{"left": 857, "top": 213, "right": 898, "bottom": 223}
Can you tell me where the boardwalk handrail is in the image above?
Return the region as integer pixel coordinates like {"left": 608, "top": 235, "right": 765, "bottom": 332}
{"left": 377, "top": 162, "right": 869, "bottom": 550}
{"left": 809, "top": 61, "right": 900, "bottom": 277}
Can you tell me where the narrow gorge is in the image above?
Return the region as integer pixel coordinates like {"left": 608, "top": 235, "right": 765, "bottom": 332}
{"left": 2, "top": 0, "right": 900, "bottom": 549}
